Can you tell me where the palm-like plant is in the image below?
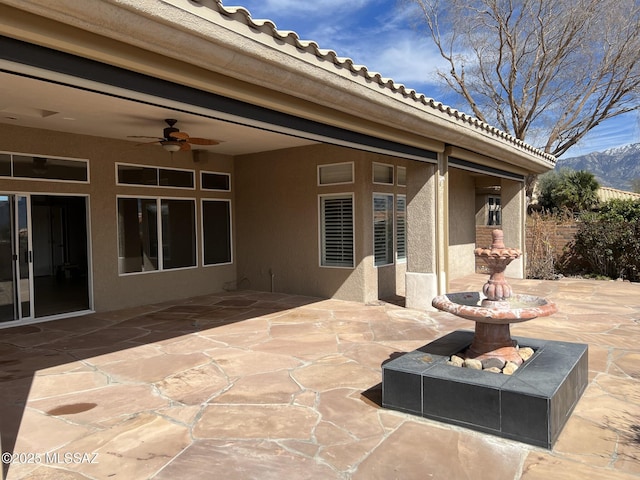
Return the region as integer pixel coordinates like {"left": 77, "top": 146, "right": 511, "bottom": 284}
{"left": 537, "top": 170, "right": 600, "bottom": 213}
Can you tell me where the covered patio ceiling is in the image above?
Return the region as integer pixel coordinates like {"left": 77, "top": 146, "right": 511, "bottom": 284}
{"left": 0, "top": 68, "right": 317, "bottom": 157}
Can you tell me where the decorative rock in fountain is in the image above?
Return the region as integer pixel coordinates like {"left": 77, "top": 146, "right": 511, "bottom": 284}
{"left": 382, "top": 229, "right": 588, "bottom": 448}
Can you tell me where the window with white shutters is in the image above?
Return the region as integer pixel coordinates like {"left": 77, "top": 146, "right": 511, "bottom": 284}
{"left": 396, "top": 195, "right": 406, "bottom": 261}
{"left": 373, "top": 193, "right": 394, "bottom": 266}
{"left": 320, "top": 194, "right": 354, "bottom": 268}
{"left": 397, "top": 166, "right": 407, "bottom": 186}
{"left": 318, "top": 162, "right": 354, "bottom": 185}
{"left": 373, "top": 163, "right": 394, "bottom": 185}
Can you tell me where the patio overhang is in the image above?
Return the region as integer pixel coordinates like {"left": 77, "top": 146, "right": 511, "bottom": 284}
{"left": 0, "top": 0, "right": 556, "bottom": 174}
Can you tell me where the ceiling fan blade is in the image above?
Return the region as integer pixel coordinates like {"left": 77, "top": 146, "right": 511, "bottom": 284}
{"left": 187, "top": 137, "right": 220, "bottom": 145}
{"left": 128, "top": 135, "right": 164, "bottom": 140}
{"left": 180, "top": 142, "right": 191, "bottom": 151}
{"left": 135, "top": 140, "right": 162, "bottom": 146}
{"left": 168, "top": 131, "right": 189, "bottom": 140}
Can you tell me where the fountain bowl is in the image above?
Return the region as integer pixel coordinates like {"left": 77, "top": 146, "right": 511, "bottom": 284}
{"left": 432, "top": 292, "right": 557, "bottom": 323}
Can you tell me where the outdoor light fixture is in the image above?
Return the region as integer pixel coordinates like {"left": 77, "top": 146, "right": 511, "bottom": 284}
{"left": 161, "top": 141, "right": 181, "bottom": 152}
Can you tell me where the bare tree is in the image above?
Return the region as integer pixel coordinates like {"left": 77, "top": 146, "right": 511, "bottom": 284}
{"left": 405, "top": 0, "right": 640, "bottom": 157}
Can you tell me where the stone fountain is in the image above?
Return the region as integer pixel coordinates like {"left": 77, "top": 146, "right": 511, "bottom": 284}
{"left": 382, "top": 229, "right": 588, "bottom": 448}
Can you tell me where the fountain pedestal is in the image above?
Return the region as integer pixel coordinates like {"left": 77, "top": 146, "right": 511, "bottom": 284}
{"left": 467, "top": 322, "right": 519, "bottom": 362}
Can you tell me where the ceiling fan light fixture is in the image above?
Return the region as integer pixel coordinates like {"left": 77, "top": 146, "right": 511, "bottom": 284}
{"left": 161, "top": 141, "right": 181, "bottom": 152}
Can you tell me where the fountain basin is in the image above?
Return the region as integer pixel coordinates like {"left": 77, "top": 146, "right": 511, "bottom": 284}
{"left": 432, "top": 292, "right": 557, "bottom": 323}
{"left": 382, "top": 331, "right": 588, "bottom": 448}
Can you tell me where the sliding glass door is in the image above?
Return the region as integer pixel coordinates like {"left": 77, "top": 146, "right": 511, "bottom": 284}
{"left": 0, "top": 194, "right": 32, "bottom": 322}
{"left": 0, "top": 193, "right": 90, "bottom": 324}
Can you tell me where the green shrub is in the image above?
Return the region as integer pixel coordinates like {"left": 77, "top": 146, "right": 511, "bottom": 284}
{"left": 537, "top": 169, "right": 600, "bottom": 213}
{"left": 562, "top": 199, "right": 640, "bottom": 281}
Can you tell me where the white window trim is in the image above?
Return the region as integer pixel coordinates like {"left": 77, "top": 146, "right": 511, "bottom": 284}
{"left": 200, "top": 170, "right": 232, "bottom": 192}
{"left": 201, "top": 198, "right": 233, "bottom": 267}
{"left": 115, "top": 162, "right": 196, "bottom": 190}
{"left": 116, "top": 194, "right": 198, "bottom": 276}
{"left": 317, "top": 162, "right": 355, "bottom": 186}
{"left": 0, "top": 150, "right": 90, "bottom": 184}
{"left": 373, "top": 193, "right": 395, "bottom": 267}
{"left": 318, "top": 192, "right": 355, "bottom": 269}
{"left": 372, "top": 162, "right": 394, "bottom": 185}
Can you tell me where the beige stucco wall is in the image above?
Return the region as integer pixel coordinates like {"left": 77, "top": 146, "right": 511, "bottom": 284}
{"left": 448, "top": 167, "right": 477, "bottom": 279}
{"left": 235, "top": 144, "right": 408, "bottom": 303}
{"left": 0, "top": 124, "right": 236, "bottom": 312}
{"left": 501, "top": 178, "right": 525, "bottom": 278}
{"left": 404, "top": 161, "right": 438, "bottom": 309}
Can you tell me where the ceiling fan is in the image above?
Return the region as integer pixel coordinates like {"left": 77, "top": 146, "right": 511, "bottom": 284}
{"left": 128, "top": 119, "right": 219, "bottom": 152}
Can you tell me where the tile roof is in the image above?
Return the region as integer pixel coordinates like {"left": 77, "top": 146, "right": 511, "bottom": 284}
{"left": 597, "top": 186, "right": 640, "bottom": 202}
{"left": 213, "top": 1, "right": 557, "bottom": 166}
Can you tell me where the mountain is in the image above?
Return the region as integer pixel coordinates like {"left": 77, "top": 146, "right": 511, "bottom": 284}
{"left": 555, "top": 143, "right": 640, "bottom": 191}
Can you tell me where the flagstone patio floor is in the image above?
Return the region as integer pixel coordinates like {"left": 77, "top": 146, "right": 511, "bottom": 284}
{"left": 1, "top": 275, "right": 639, "bottom": 479}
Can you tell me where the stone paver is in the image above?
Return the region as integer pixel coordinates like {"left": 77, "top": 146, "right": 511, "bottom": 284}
{"left": 1, "top": 276, "right": 639, "bottom": 479}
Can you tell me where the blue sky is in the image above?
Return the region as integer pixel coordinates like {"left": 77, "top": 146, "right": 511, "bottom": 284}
{"left": 231, "top": 0, "right": 639, "bottom": 158}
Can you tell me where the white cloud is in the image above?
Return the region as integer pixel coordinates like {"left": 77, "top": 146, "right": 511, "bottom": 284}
{"left": 563, "top": 113, "right": 640, "bottom": 157}
{"left": 231, "top": 1, "right": 460, "bottom": 100}
{"left": 237, "top": 0, "right": 372, "bottom": 19}
{"left": 353, "top": 35, "right": 448, "bottom": 85}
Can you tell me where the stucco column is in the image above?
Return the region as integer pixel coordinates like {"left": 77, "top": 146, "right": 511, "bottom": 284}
{"left": 405, "top": 160, "right": 441, "bottom": 310}
{"left": 500, "top": 178, "right": 525, "bottom": 278}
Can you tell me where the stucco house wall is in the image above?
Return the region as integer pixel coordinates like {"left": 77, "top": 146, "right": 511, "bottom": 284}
{"left": 235, "top": 143, "right": 409, "bottom": 303}
{"left": 448, "top": 168, "right": 477, "bottom": 279}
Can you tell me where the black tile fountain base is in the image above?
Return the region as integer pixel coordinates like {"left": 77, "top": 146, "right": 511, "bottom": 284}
{"left": 382, "top": 330, "right": 588, "bottom": 449}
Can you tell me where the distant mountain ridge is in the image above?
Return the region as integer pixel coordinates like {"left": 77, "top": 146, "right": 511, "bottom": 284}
{"left": 555, "top": 143, "right": 640, "bottom": 191}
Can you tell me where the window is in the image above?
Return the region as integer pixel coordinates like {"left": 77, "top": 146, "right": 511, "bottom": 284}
{"left": 159, "top": 169, "right": 194, "bottom": 188}
{"left": 118, "top": 165, "right": 157, "bottom": 185}
{"left": 0, "top": 153, "right": 12, "bottom": 176}
{"left": 373, "top": 163, "right": 393, "bottom": 185}
{"left": 397, "top": 166, "right": 407, "bottom": 187}
{"left": 0, "top": 153, "right": 88, "bottom": 182}
{"left": 373, "top": 193, "right": 394, "bottom": 266}
{"left": 116, "top": 163, "right": 194, "bottom": 189}
{"left": 117, "top": 197, "right": 196, "bottom": 274}
{"left": 488, "top": 196, "right": 502, "bottom": 225}
{"left": 161, "top": 199, "right": 196, "bottom": 269}
{"left": 318, "top": 162, "right": 354, "bottom": 185}
{"left": 201, "top": 171, "right": 231, "bottom": 191}
{"left": 396, "top": 195, "right": 406, "bottom": 261}
{"left": 320, "top": 194, "right": 354, "bottom": 267}
{"left": 202, "top": 200, "right": 232, "bottom": 265}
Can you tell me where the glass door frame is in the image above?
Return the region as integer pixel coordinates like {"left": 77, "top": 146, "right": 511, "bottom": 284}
{"left": 0, "top": 193, "right": 34, "bottom": 323}
{"left": 16, "top": 194, "right": 34, "bottom": 320}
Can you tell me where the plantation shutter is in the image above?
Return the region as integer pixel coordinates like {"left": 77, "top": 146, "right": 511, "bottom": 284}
{"left": 396, "top": 195, "right": 406, "bottom": 261}
{"left": 321, "top": 195, "right": 354, "bottom": 267}
{"left": 373, "top": 194, "right": 394, "bottom": 266}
